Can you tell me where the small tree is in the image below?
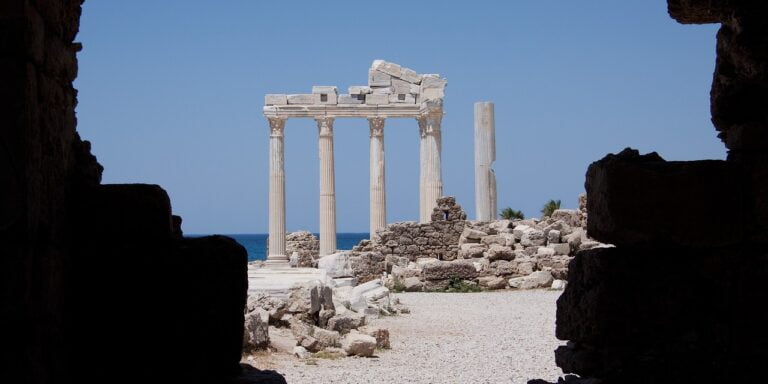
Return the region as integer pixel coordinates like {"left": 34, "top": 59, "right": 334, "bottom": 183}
{"left": 499, "top": 207, "right": 525, "bottom": 220}
{"left": 541, "top": 199, "right": 561, "bottom": 217}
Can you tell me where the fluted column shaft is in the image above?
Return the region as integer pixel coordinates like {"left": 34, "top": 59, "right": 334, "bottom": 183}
{"left": 369, "top": 118, "right": 386, "bottom": 237}
{"left": 317, "top": 117, "right": 337, "bottom": 256}
{"left": 267, "top": 117, "right": 288, "bottom": 266}
{"left": 474, "top": 102, "right": 497, "bottom": 221}
{"left": 418, "top": 111, "right": 444, "bottom": 223}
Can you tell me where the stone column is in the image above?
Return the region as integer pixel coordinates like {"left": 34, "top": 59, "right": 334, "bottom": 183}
{"left": 474, "top": 101, "right": 497, "bottom": 221}
{"left": 417, "top": 109, "right": 444, "bottom": 223}
{"left": 317, "top": 117, "right": 337, "bottom": 256}
{"left": 368, "top": 117, "right": 386, "bottom": 237}
{"left": 267, "top": 117, "right": 288, "bottom": 267}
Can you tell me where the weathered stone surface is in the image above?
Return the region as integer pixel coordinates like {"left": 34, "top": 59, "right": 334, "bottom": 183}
{"left": 586, "top": 148, "right": 746, "bottom": 248}
{"left": 421, "top": 260, "right": 478, "bottom": 281}
{"left": 509, "top": 271, "right": 554, "bottom": 289}
{"left": 342, "top": 332, "right": 377, "bottom": 357}
{"left": 287, "top": 94, "right": 317, "bottom": 104}
{"left": 402, "top": 276, "right": 424, "bottom": 292}
{"left": 359, "top": 326, "right": 391, "bottom": 349}
{"left": 368, "top": 69, "right": 391, "bottom": 87}
{"left": 348, "top": 86, "right": 372, "bottom": 95}
{"left": 521, "top": 229, "right": 547, "bottom": 247}
{"left": 327, "top": 313, "right": 365, "bottom": 335}
{"left": 365, "top": 93, "right": 389, "bottom": 105}
{"left": 556, "top": 246, "right": 768, "bottom": 383}
{"left": 478, "top": 276, "right": 508, "bottom": 289}
{"left": 459, "top": 243, "right": 486, "bottom": 259}
{"left": 337, "top": 94, "right": 364, "bottom": 104}
{"left": 485, "top": 244, "right": 515, "bottom": 262}
{"left": 312, "top": 327, "right": 341, "bottom": 348}
{"left": 318, "top": 252, "right": 354, "bottom": 278}
{"left": 243, "top": 311, "right": 269, "bottom": 351}
{"left": 265, "top": 94, "right": 288, "bottom": 105}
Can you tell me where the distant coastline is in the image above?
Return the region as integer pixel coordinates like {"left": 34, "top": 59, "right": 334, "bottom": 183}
{"left": 188, "top": 233, "right": 370, "bottom": 262}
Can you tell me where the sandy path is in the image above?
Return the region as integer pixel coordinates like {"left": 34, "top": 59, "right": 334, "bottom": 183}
{"left": 245, "top": 290, "right": 564, "bottom": 384}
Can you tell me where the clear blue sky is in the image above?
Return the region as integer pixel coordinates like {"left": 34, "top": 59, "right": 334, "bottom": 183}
{"left": 75, "top": 1, "right": 722, "bottom": 234}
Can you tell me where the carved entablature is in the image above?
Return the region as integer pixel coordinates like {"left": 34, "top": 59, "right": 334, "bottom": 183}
{"left": 263, "top": 60, "right": 445, "bottom": 120}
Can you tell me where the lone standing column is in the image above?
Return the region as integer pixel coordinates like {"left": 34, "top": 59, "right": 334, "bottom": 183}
{"left": 317, "top": 117, "right": 337, "bottom": 256}
{"left": 474, "top": 102, "right": 497, "bottom": 221}
{"left": 368, "top": 118, "right": 386, "bottom": 237}
{"left": 417, "top": 109, "right": 444, "bottom": 223}
{"left": 267, "top": 117, "right": 288, "bottom": 267}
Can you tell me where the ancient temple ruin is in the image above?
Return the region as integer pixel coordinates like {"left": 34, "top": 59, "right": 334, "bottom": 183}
{"left": 263, "top": 60, "right": 448, "bottom": 265}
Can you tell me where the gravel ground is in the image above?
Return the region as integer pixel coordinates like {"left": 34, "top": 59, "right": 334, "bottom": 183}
{"left": 245, "top": 290, "right": 563, "bottom": 384}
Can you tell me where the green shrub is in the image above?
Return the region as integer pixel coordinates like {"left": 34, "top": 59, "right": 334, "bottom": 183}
{"left": 446, "top": 277, "right": 482, "bottom": 293}
{"left": 541, "top": 199, "right": 561, "bottom": 217}
{"left": 499, "top": 207, "right": 525, "bottom": 220}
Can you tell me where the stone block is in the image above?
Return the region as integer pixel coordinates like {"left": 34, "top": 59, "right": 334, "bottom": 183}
{"left": 586, "top": 148, "right": 747, "bottom": 248}
{"left": 365, "top": 93, "right": 389, "bottom": 105}
{"left": 371, "top": 86, "right": 394, "bottom": 94}
{"left": 371, "top": 60, "right": 402, "bottom": 78}
{"left": 311, "top": 85, "right": 338, "bottom": 94}
{"left": 337, "top": 94, "right": 364, "bottom": 104}
{"left": 400, "top": 67, "right": 421, "bottom": 84}
{"left": 547, "top": 243, "right": 571, "bottom": 255}
{"left": 264, "top": 94, "right": 287, "bottom": 106}
{"left": 287, "top": 94, "right": 318, "bottom": 105}
{"left": 348, "top": 86, "right": 372, "bottom": 95}
{"left": 392, "top": 78, "right": 411, "bottom": 94}
{"left": 555, "top": 246, "right": 768, "bottom": 383}
{"left": 421, "top": 260, "right": 478, "bottom": 281}
{"left": 368, "top": 69, "right": 391, "bottom": 87}
{"left": 409, "top": 83, "right": 421, "bottom": 94}
{"left": 389, "top": 93, "right": 416, "bottom": 104}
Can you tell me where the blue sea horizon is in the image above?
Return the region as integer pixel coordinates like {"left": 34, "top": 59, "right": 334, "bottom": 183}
{"left": 189, "top": 233, "right": 370, "bottom": 262}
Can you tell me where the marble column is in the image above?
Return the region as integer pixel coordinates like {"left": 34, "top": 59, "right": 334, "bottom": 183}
{"left": 317, "top": 117, "right": 337, "bottom": 256}
{"left": 267, "top": 117, "right": 288, "bottom": 267}
{"left": 474, "top": 101, "right": 497, "bottom": 221}
{"left": 368, "top": 117, "right": 386, "bottom": 237}
{"left": 417, "top": 110, "right": 444, "bottom": 223}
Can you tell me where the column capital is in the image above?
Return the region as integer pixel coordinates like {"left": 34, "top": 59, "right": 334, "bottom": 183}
{"left": 315, "top": 117, "right": 335, "bottom": 137}
{"left": 268, "top": 117, "right": 286, "bottom": 137}
{"left": 416, "top": 111, "right": 443, "bottom": 138}
{"left": 368, "top": 117, "right": 385, "bottom": 137}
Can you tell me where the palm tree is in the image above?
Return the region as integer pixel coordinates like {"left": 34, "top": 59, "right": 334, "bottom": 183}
{"left": 499, "top": 207, "right": 525, "bottom": 220}
{"left": 541, "top": 199, "right": 561, "bottom": 217}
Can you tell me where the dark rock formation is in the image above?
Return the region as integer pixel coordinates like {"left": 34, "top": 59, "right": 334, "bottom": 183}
{"left": 537, "top": 2, "right": 768, "bottom": 383}
{"left": 586, "top": 148, "right": 748, "bottom": 248}
{"left": 0, "top": 1, "right": 250, "bottom": 383}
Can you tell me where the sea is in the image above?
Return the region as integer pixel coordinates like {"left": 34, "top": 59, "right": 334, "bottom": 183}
{"left": 193, "top": 233, "right": 370, "bottom": 262}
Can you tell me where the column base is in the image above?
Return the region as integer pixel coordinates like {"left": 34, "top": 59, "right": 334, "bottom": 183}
{"left": 264, "top": 256, "right": 291, "bottom": 269}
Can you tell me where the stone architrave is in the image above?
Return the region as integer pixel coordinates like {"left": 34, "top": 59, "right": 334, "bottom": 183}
{"left": 368, "top": 118, "right": 386, "bottom": 237}
{"left": 474, "top": 102, "right": 497, "bottom": 221}
{"left": 417, "top": 107, "right": 444, "bottom": 223}
{"left": 267, "top": 117, "right": 288, "bottom": 267}
{"left": 317, "top": 117, "right": 337, "bottom": 256}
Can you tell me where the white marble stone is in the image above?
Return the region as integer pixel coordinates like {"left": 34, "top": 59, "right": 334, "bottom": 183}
{"left": 337, "top": 94, "right": 364, "bottom": 104}
{"left": 317, "top": 117, "right": 337, "bottom": 256}
{"left": 369, "top": 118, "right": 386, "bottom": 236}
{"left": 287, "top": 94, "right": 318, "bottom": 105}
{"left": 365, "top": 94, "right": 389, "bottom": 105}
{"left": 417, "top": 109, "right": 443, "bottom": 223}
{"left": 348, "top": 86, "right": 372, "bottom": 95}
{"left": 265, "top": 94, "right": 287, "bottom": 106}
{"left": 371, "top": 86, "right": 394, "bottom": 94}
{"left": 389, "top": 93, "right": 416, "bottom": 104}
{"left": 267, "top": 117, "right": 288, "bottom": 267}
{"left": 368, "top": 69, "right": 391, "bottom": 87}
{"left": 400, "top": 67, "right": 421, "bottom": 84}
{"left": 391, "top": 78, "right": 411, "bottom": 94}
{"left": 372, "top": 60, "right": 402, "bottom": 78}
{"left": 312, "top": 85, "right": 338, "bottom": 94}
{"left": 474, "top": 102, "right": 496, "bottom": 222}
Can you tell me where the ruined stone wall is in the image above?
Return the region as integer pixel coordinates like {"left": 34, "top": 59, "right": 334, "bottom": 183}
{"left": 0, "top": 2, "right": 249, "bottom": 382}
{"left": 541, "top": 2, "right": 768, "bottom": 383}
{"left": 354, "top": 197, "right": 468, "bottom": 261}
